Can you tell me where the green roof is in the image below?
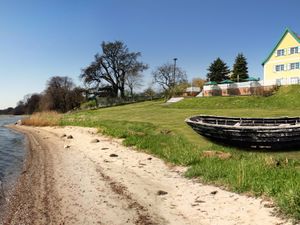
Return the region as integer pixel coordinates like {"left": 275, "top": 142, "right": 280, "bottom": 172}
{"left": 245, "top": 77, "right": 260, "bottom": 81}
{"left": 262, "top": 28, "right": 300, "bottom": 66}
{"left": 204, "top": 81, "right": 217, "bottom": 85}
{"left": 219, "top": 80, "right": 234, "bottom": 84}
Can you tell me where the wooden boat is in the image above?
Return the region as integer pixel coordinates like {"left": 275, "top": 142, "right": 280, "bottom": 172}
{"left": 185, "top": 115, "right": 300, "bottom": 149}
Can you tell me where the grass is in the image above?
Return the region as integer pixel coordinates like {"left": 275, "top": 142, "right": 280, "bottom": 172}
{"left": 25, "top": 86, "right": 300, "bottom": 221}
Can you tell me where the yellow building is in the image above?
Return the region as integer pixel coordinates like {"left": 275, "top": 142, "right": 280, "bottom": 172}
{"left": 262, "top": 28, "right": 300, "bottom": 85}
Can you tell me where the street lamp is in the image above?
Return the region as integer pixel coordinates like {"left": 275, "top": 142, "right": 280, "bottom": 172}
{"left": 173, "top": 58, "right": 177, "bottom": 86}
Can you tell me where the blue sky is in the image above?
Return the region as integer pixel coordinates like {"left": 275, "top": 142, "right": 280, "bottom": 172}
{"left": 0, "top": 0, "right": 299, "bottom": 108}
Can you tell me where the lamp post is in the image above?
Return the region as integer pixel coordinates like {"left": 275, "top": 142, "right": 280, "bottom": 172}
{"left": 173, "top": 58, "right": 177, "bottom": 86}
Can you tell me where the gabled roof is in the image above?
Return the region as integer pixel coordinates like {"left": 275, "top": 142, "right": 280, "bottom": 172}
{"left": 262, "top": 28, "right": 300, "bottom": 66}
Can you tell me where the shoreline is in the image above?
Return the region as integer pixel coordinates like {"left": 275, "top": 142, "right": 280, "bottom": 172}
{"left": 1, "top": 125, "right": 292, "bottom": 225}
{"left": 1, "top": 125, "right": 60, "bottom": 225}
{"left": 0, "top": 124, "right": 28, "bottom": 224}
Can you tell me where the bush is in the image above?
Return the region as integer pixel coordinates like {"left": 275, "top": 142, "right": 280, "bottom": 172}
{"left": 80, "top": 100, "right": 97, "bottom": 109}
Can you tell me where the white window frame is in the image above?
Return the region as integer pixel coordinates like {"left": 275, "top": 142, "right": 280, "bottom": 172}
{"left": 276, "top": 49, "right": 285, "bottom": 56}
{"left": 275, "top": 64, "right": 285, "bottom": 72}
{"left": 290, "top": 47, "right": 299, "bottom": 54}
{"left": 290, "top": 62, "right": 300, "bottom": 70}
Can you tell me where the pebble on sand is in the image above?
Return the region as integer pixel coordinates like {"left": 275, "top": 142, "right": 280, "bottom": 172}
{"left": 210, "top": 191, "right": 218, "bottom": 195}
{"left": 157, "top": 190, "right": 168, "bottom": 196}
{"left": 91, "top": 139, "right": 100, "bottom": 143}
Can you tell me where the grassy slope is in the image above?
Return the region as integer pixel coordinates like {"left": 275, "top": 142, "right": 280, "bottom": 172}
{"left": 171, "top": 85, "right": 300, "bottom": 110}
{"left": 60, "top": 86, "right": 300, "bottom": 220}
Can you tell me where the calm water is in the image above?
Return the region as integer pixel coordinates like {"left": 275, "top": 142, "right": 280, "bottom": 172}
{"left": 0, "top": 115, "right": 25, "bottom": 207}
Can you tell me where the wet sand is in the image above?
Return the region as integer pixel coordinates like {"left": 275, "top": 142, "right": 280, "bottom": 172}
{"left": 1, "top": 125, "right": 291, "bottom": 225}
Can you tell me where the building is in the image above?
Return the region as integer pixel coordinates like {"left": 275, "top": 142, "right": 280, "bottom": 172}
{"left": 262, "top": 28, "right": 300, "bottom": 85}
{"left": 183, "top": 87, "right": 201, "bottom": 97}
{"left": 202, "top": 81, "right": 275, "bottom": 97}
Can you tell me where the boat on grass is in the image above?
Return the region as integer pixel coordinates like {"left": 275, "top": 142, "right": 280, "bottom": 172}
{"left": 185, "top": 115, "right": 300, "bottom": 149}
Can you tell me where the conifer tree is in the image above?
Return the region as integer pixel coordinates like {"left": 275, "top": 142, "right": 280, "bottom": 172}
{"left": 207, "top": 58, "right": 230, "bottom": 82}
{"left": 231, "top": 53, "right": 248, "bottom": 82}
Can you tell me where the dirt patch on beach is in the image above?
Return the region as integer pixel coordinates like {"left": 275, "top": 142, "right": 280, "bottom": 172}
{"left": 1, "top": 126, "right": 291, "bottom": 225}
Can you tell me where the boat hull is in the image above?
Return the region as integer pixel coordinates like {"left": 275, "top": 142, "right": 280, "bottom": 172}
{"left": 186, "top": 115, "right": 300, "bottom": 149}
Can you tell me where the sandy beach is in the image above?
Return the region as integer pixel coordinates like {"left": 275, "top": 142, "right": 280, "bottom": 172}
{"left": 1, "top": 125, "right": 291, "bottom": 225}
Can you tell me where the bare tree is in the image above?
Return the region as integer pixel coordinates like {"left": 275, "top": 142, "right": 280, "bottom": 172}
{"left": 152, "top": 63, "right": 187, "bottom": 98}
{"left": 40, "top": 76, "right": 83, "bottom": 113}
{"left": 125, "top": 71, "right": 143, "bottom": 98}
{"left": 192, "top": 78, "right": 206, "bottom": 89}
{"left": 24, "top": 93, "right": 41, "bottom": 114}
{"left": 13, "top": 101, "right": 26, "bottom": 115}
{"left": 80, "top": 41, "right": 148, "bottom": 98}
{"left": 143, "top": 87, "right": 156, "bottom": 100}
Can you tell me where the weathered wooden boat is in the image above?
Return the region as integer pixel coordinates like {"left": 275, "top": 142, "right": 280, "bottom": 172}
{"left": 185, "top": 115, "right": 300, "bottom": 149}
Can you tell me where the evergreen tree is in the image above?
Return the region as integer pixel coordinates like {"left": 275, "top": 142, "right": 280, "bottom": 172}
{"left": 231, "top": 53, "right": 248, "bottom": 82}
{"left": 207, "top": 58, "right": 230, "bottom": 82}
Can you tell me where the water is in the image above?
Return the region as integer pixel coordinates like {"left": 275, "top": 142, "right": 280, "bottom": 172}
{"left": 0, "top": 115, "right": 26, "bottom": 207}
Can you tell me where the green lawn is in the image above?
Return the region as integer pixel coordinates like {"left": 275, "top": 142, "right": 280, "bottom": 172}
{"left": 60, "top": 85, "right": 300, "bottom": 221}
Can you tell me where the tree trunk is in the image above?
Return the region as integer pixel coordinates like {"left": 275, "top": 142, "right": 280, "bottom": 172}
{"left": 130, "top": 86, "right": 133, "bottom": 99}
{"left": 112, "top": 86, "right": 118, "bottom": 98}
{"left": 120, "top": 88, "right": 125, "bottom": 99}
{"left": 119, "top": 82, "right": 125, "bottom": 99}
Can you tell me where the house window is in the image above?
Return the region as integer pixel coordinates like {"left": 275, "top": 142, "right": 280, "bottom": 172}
{"left": 277, "top": 49, "right": 285, "bottom": 56}
{"left": 275, "top": 64, "right": 285, "bottom": 72}
{"left": 290, "top": 62, "right": 300, "bottom": 70}
{"left": 290, "top": 47, "right": 299, "bottom": 54}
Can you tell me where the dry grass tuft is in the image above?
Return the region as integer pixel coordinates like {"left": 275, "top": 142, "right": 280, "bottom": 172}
{"left": 202, "top": 150, "right": 232, "bottom": 160}
{"left": 21, "top": 111, "right": 61, "bottom": 126}
{"left": 264, "top": 156, "right": 289, "bottom": 167}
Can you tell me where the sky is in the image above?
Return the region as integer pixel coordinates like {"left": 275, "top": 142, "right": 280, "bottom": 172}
{"left": 0, "top": 0, "right": 300, "bottom": 109}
